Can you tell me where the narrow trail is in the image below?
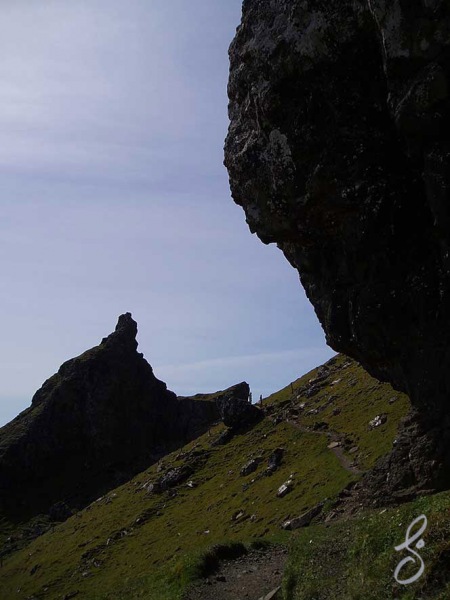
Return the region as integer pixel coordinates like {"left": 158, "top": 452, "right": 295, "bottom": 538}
{"left": 182, "top": 546, "right": 286, "bottom": 600}
{"left": 287, "top": 420, "right": 363, "bottom": 476}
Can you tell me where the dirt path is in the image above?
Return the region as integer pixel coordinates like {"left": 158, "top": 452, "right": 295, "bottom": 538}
{"left": 182, "top": 546, "right": 287, "bottom": 600}
{"left": 287, "top": 420, "right": 363, "bottom": 476}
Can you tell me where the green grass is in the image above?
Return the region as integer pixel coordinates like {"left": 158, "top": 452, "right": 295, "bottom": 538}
{"left": 0, "top": 354, "right": 411, "bottom": 599}
{"left": 283, "top": 489, "right": 450, "bottom": 599}
{"left": 265, "top": 354, "right": 410, "bottom": 471}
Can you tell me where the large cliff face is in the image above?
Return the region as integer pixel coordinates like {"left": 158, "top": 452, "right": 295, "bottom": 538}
{"left": 225, "top": 1, "right": 450, "bottom": 499}
{"left": 0, "top": 314, "right": 220, "bottom": 517}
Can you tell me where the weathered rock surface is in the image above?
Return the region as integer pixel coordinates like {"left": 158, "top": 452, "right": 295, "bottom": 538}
{"left": 240, "top": 456, "right": 263, "bottom": 476}
{"left": 215, "top": 382, "right": 262, "bottom": 429}
{"left": 0, "top": 314, "right": 219, "bottom": 517}
{"left": 281, "top": 502, "right": 324, "bottom": 530}
{"left": 225, "top": 1, "right": 450, "bottom": 499}
{"left": 267, "top": 448, "right": 284, "bottom": 474}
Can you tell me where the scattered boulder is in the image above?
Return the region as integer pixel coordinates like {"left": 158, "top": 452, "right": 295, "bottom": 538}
{"left": 328, "top": 441, "right": 341, "bottom": 450}
{"left": 143, "top": 481, "right": 162, "bottom": 495}
{"left": 369, "top": 414, "right": 388, "bottom": 430}
{"left": 267, "top": 448, "right": 284, "bottom": 473}
{"left": 231, "top": 510, "right": 249, "bottom": 523}
{"left": 277, "top": 478, "right": 294, "bottom": 498}
{"left": 240, "top": 457, "right": 263, "bottom": 477}
{"left": 159, "top": 466, "right": 193, "bottom": 490}
{"left": 305, "top": 385, "right": 321, "bottom": 399}
{"left": 281, "top": 503, "right": 324, "bottom": 530}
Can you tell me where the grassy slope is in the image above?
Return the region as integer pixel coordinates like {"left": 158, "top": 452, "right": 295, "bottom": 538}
{"left": 283, "top": 489, "right": 450, "bottom": 599}
{"left": 0, "top": 354, "right": 411, "bottom": 599}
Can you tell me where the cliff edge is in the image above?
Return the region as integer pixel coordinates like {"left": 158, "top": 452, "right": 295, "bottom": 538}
{"left": 225, "top": 0, "right": 450, "bottom": 501}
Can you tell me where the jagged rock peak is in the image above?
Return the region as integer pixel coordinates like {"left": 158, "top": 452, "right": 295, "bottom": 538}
{"left": 116, "top": 312, "right": 137, "bottom": 335}
{"left": 101, "top": 312, "right": 138, "bottom": 351}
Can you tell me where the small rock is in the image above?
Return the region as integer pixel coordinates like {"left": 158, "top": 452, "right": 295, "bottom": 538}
{"left": 267, "top": 448, "right": 284, "bottom": 473}
{"left": 369, "top": 414, "right": 387, "bottom": 430}
{"left": 281, "top": 503, "right": 323, "bottom": 529}
{"left": 327, "top": 441, "right": 341, "bottom": 449}
{"left": 305, "top": 385, "right": 321, "bottom": 398}
{"left": 325, "top": 510, "right": 338, "bottom": 522}
{"left": 231, "top": 510, "right": 246, "bottom": 521}
{"left": 277, "top": 479, "right": 294, "bottom": 498}
{"left": 144, "top": 481, "right": 162, "bottom": 494}
{"left": 240, "top": 457, "right": 263, "bottom": 476}
{"left": 258, "top": 586, "right": 282, "bottom": 600}
{"left": 349, "top": 446, "right": 359, "bottom": 454}
{"left": 159, "top": 465, "right": 192, "bottom": 490}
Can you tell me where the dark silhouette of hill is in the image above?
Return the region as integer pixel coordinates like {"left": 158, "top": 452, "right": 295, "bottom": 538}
{"left": 0, "top": 313, "right": 223, "bottom": 520}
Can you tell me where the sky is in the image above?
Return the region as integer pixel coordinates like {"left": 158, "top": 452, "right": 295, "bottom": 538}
{"left": 0, "top": 0, "right": 334, "bottom": 427}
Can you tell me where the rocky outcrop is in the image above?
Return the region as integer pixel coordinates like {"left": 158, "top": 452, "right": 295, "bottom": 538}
{"left": 0, "top": 314, "right": 220, "bottom": 517}
{"left": 215, "top": 382, "right": 262, "bottom": 429}
{"left": 225, "top": 1, "right": 450, "bottom": 499}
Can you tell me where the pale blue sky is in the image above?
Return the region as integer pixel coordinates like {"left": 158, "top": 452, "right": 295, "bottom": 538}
{"left": 0, "top": 0, "right": 334, "bottom": 427}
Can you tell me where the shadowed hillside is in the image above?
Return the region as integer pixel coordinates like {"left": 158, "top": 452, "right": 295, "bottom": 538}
{"left": 0, "top": 314, "right": 222, "bottom": 525}
{"left": 0, "top": 354, "right": 417, "bottom": 599}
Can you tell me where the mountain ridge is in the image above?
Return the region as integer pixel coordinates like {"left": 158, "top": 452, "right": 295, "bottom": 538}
{"left": 0, "top": 313, "right": 253, "bottom": 524}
